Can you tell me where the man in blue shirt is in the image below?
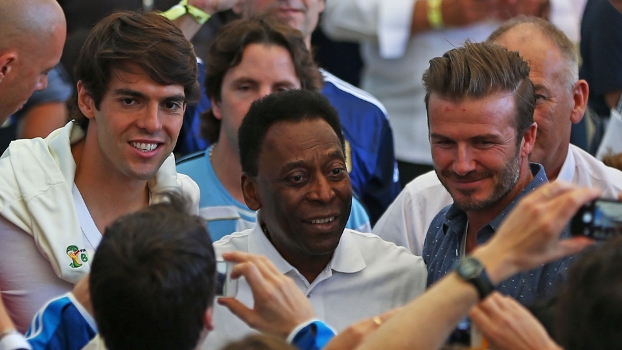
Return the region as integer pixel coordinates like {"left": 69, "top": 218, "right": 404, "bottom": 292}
{"left": 176, "top": 17, "right": 371, "bottom": 242}
{"left": 171, "top": 0, "right": 400, "bottom": 223}
{"left": 422, "top": 41, "right": 571, "bottom": 306}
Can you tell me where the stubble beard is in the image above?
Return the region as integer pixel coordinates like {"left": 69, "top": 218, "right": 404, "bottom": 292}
{"left": 438, "top": 150, "right": 522, "bottom": 212}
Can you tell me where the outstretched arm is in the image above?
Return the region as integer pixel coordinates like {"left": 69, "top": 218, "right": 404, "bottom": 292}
{"left": 355, "top": 182, "right": 598, "bottom": 350}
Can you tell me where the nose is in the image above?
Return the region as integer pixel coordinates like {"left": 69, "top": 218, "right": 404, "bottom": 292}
{"left": 259, "top": 86, "right": 273, "bottom": 99}
{"left": 307, "top": 174, "right": 335, "bottom": 203}
{"left": 34, "top": 74, "right": 49, "bottom": 92}
{"left": 452, "top": 144, "right": 476, "bottom": 176}
{"left": 137, "top": 103, "right": 163, "bottom": 134}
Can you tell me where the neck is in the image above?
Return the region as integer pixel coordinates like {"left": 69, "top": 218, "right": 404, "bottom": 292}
{"left": 72, "top": 139, "right": 150, "bottom": 233}
{"left": 211, "top": 140, "right": 245, "bottom": 203}
{"left": 262, "top": 224, "right": 333, "bottom": 283}
{"left": 466, "top": 163, "right": 534, "bottom": 235}
{"left": 542, "top": 147, "right": 569, "bottom": 182}
{"left": 304, "top": 36, "right": 312, "bottom": 51}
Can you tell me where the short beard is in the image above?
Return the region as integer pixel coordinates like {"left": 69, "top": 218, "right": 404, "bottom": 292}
{"left": 438, "top": 149, "right": 522, "bottom": 212}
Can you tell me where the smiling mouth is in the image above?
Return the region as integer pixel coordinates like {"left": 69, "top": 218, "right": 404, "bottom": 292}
{"left": 130, "top": 142, "right": 159, "bottom": 152}
{"left": 309, "top": 216, "right": 336, "bottom": 224}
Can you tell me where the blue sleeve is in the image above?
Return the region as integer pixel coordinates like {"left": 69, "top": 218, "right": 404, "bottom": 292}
{"left": 360, "top": 118, "right": 400, "bottom": 224}
{"left": 320, "top": 77, "right": 400, "bottom": 225}
{"left": 345, "top": 196, "right": 371, "bottom": 232}
{"left": 25, "top": 295, "right": 96, "bottom": 350}
{"left": 175, "top": 59, "right": 211, "bottom": 156}
{"left": 290, "top": 320, "right": 336, "bottom": 350}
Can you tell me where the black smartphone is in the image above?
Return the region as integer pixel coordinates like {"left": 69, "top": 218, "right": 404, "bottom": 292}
{"left": 571, "top": 199, "right": 622, "bottom": 240}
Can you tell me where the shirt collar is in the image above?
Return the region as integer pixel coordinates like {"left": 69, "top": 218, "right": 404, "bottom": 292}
{"left": 247, "top": 211, "right": 366, "bottom": 275}
{"left": 556, "top": 145, "right": 575, "bottom": 182}
{"left": 442, "top": 163, "right": 548, "bottom": 233}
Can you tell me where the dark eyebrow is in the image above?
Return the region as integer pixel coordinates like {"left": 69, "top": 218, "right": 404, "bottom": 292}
{"left": 231, "top": 77, "right": 257, "bottom": 85}
{"left": 162, "top": 94, "right": 186, "bottom": 103}
{"left": 281, "top": 149, "right": 345, "bottom": 173}
{"left": 430, "top": 133, "right": 501, "bottom": 141}
{"left": 111, "top": 88, "right": 185, "bottom": 102}
{"left": 429, "top": 133, "right": 450, "bottom": 140}
{"left": 111, "top": 88, "right": 146, "bottom": 99}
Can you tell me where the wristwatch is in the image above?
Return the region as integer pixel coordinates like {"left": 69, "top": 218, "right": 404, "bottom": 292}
{"left": 454, "top": 256, "right": 495, "bottom": 300}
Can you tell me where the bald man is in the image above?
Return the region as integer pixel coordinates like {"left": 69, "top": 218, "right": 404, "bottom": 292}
{"left": 0, "top": 0, "right": 66, "bottom": 122}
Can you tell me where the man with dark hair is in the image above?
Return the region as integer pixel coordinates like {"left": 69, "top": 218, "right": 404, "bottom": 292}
{"left": 420, "top": 41, "right": 570, "bottom": 305}
{"left": 172, "top": 0, "right": 401, "bottom": 224}
{"left": 0, "top": 0, "right": 66, "bottom": 124}
{"left": 89, "top": 196, "right": 214, "bottom": 350}
{"left": 208, "top": 89, "right": 426, "bottom": 349}
{"left": 375, "top": 16, "right": 622, "bottom": 257}
{"left": 0, "top": 195, "right": 336, "bottom": 350}
{"left": 176, "top": 17, "right": 371, "bottom": 241}
{"left": 0, "top": 11, "right": 200, "bottom": 331}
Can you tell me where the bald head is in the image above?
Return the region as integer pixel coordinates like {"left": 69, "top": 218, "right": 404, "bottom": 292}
{"left": 0, "top": 0, "right": 66, "bottom": 122}
{"left": 0, "top": 0, "right": 66, "bottom": 49}
{"left": 487, "top": 16, "right": 589, "bottom": 181}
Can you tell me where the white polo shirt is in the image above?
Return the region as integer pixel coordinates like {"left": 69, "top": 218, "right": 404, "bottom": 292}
{"left": 202, "top": 222, "right": 427, "bottom": 350}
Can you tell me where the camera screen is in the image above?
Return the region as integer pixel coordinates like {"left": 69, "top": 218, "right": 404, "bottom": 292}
{"left": 579, "top": 200, "right": 622, "bottom": 240}
{"left": 215, "top": 261, "right": 228, "bottom": 296}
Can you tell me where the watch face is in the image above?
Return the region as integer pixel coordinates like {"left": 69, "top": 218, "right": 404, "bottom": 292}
{"left": 459, "top": 258, "right": 483, "bottom": 278}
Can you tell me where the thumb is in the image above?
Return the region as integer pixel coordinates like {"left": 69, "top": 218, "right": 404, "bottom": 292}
{"left": 555, "top": 237, "right": 594, "bottom": 258}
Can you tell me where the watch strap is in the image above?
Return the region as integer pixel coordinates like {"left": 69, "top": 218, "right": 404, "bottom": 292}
{"left": 455, "top": 257, "right": 495, "bottom": 300}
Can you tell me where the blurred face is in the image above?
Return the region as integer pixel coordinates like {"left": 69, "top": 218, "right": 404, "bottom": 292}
{"left": 0, "top": 25, "right": 65, "bottom": 122}
{"left": 78, "top": 64, "right": 185, "bottom": 181}
{"left": 493, "top": 28, "right": 579, "bottom": 176}
{"left": 234, "top": 0, "right": 325, "bottom": 43}
{"left": 212, "top": 43, "right": 301, "bottom": 153}
{"left": 429, "top": 93, "right": 530, "bottom": 212}
{"left": 243, "top": 119, "right": 352, "bottom": 261}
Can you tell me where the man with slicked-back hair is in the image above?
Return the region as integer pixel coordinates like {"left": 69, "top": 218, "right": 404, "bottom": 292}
{"left": 420, "top": 41, "right": 573, "bottom": 306}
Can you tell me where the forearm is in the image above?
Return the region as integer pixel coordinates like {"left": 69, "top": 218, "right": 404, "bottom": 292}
{"left": 356, "top": 242, "right": 525, "bottom": 350}
{"left": 357, "top": 272, "right": 479, "bottom": 350}
{"left": 0, "top": 297, "right": 15, "bottom": 336}
{"left": 164, "top": 0, "right": 224, "bottom": 41}
{"left": 410, "top": 0, "right": 433, "bottom": 35}
{"left": 172, "top": 16, "right": 204, "bottom": 41}
{"left": 0, "top": 297, "right": 29, "bottom": 350}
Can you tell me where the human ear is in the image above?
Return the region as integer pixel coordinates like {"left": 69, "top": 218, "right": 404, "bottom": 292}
{"left": 204, "top": 307, "right": 214, "bottom": 331}
{"left": 0, "top": 52, "right": 17, "bottom": 84}
{"left": 520, "top": 122, "right": 537, "bottom": 157}
{"left": 210, "top": 97, "right": 223, "bottom": 121}
{"left": 570, "top": 80, "right": 589, "bottom": 124}
{"left": 242, "top": 173, "right": 261, "bottom": 210}
{"left": 77, "top": 81, "right": 96, "bottom": 120}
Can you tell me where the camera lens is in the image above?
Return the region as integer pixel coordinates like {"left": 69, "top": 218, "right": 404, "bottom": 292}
{"left": 583, "top": 211, "right": 593, "bottom": 224}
